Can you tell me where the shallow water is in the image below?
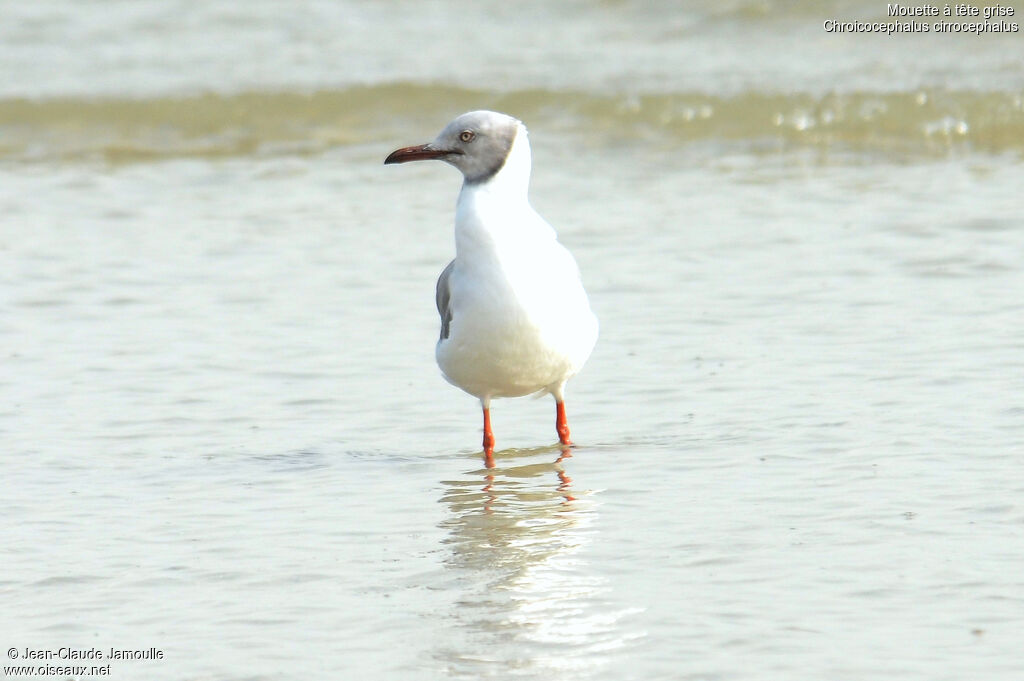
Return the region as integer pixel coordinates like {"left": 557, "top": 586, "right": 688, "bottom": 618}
{"left": 3, "top": 2, "right": 1024, "bottom": 680}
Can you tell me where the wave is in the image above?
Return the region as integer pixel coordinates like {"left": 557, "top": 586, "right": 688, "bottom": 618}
{"left": 1, "top": 83, "right": 1022, "bottom": 162}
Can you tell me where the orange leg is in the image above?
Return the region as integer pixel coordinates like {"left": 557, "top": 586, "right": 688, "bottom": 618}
{"left": 482, "top": 406, "right": 496, "bottom": 467}
{"left": 555, "top": 401, "right": 572, "bottom": 446}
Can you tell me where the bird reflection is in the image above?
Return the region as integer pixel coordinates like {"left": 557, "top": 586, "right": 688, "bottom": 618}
{"left": 437, "top": 445, "right": 631, "bottom": 677}
{"left": 554, "top": 447, "right": 575, "bottom": 502}
{"left": 476, "top": 446, "right": 576, "bottom": 512}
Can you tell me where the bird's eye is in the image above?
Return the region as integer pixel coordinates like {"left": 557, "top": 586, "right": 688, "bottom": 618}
{"left": 459, "top": 130, "right": 475, "bottom": 143}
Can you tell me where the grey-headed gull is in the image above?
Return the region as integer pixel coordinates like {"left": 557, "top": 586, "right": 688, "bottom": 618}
{"left": 386, "top": 111, "right": 598, "bottom": 465}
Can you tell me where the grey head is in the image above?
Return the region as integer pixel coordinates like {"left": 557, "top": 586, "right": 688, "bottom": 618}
{"left": 384, "top": 110, "right": 522, "bottom": 184}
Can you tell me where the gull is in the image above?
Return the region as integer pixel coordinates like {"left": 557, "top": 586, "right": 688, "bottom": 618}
{"left": 385, "top": 110, "right": 598, "bottom": 465}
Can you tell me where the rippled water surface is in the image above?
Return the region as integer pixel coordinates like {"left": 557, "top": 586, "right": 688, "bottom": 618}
{"left": 3, "top": 2, "right": 1023, "bottom": 680}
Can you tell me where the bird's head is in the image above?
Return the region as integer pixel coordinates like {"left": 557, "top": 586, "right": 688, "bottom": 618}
{"left": 385, "top": 110, "right": 524, "bottom": 184}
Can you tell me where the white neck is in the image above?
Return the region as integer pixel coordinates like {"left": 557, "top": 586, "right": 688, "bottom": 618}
{"left": 453, "top": 126, "right": 555, "bottom": 262}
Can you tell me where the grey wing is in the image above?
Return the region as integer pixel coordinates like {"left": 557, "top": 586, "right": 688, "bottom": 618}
{"left": 435, "top": 259, "right": 455, "bottom": 340}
